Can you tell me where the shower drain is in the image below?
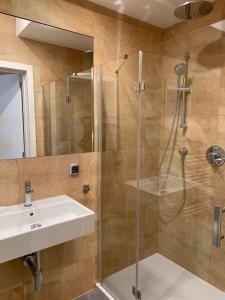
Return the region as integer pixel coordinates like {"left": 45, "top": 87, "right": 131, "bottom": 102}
{"left": 30, "top": 223, "right": 42, "bottom": 230}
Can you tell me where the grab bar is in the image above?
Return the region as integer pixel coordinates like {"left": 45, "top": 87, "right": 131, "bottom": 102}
{"left": 213, "top": 205, "right": 225, "bottom": 247}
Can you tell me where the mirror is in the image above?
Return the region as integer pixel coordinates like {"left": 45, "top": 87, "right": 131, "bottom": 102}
{"left": 0, "top": 13, "right": 94, "bottom": 160}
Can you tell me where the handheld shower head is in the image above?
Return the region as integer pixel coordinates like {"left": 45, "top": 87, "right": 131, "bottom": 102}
{"left": 174, "top": 0, "right": 213, "bottom": 20}
{"left": 174, "top": 63, "right": 187, "bottom": 77}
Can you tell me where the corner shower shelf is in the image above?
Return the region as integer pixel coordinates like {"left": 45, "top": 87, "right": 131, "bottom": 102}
{"left": 126, "top": 175, "right": 200, "bottom": 196}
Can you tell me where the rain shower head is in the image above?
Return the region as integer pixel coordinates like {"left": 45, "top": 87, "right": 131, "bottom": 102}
{"left": 174, "top": 1, "right": 213, "bottom": 20}
{"left": 174, "top": 63, "right": 187, "bottom": 77}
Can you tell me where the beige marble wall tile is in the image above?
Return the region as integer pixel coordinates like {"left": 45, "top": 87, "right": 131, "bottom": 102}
{"left": 17, "top": 153, "right": 98, "bottom": 206}
{"left": 0, "top": 259, "right": 23, "bottom": 295}
{"left": 45, "top": 235, "right": 96, "bottom": 272}
{"left": 0, "top": 287, "right": 24, "bottom": 300}
{"left": 11, "top": 0, "right": 94, "bottom": 38}
{"left": 0, "top": 160, "right": 19, "bottom": 205}
{"left": 45, "top": 257, "right": 95, "bottom": 300}
{"left": 0, "top": 0, "right": 11, "bottom": 14}
{"left": 159, "top": 230, "right": 212, "bottom": 284}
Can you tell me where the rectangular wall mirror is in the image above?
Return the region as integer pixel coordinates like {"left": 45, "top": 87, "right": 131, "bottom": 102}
{"left": 0, "top": 13, "right": 94, "bottom": 160}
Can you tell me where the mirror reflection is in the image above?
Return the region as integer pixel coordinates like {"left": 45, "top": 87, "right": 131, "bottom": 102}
{"left": 0, "top": 13, "right": 94, "bottom": 160}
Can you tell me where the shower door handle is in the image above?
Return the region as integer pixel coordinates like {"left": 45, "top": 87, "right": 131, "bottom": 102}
{"left": 213, "top": 205, "right": 225, "bottom": 247}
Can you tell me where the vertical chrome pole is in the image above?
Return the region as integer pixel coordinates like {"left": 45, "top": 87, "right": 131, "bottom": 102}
{"left": 135, "top": 50, "right": 143, "bottom": 300}
{"left": 180, "top": 52, "right": 190, "bottom": 130}
{"left": 98, "top": 65, "right": 103, "bottom": 283}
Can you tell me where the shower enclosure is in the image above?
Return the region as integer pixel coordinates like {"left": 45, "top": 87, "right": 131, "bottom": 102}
{"left": 98, "top": 22, "right": 225, "bottom": 300}
{"left": 41, "top": 68, "right": 94, "bottom": 156}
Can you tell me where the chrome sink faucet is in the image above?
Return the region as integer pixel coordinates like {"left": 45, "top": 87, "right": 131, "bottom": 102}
{"left": 24, "top": 180, "right": 34, "bottom": 207}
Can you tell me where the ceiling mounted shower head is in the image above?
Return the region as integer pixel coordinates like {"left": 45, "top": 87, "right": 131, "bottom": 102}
{"left": 174, "top": 1, "right": 213, "bottom": 20}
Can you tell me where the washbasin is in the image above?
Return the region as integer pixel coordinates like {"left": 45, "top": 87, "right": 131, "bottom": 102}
{"left": 0, "top": 195, "right": 95, "bottom": 264}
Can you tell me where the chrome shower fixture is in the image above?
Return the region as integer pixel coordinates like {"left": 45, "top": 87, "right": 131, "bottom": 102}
{"left": 175, "top": 53, "right": 191, "bottom": 130}
{"left": 174, "top": 63, "right": 187, "bottom": 77}
{"left": 179, "top": 147, "right": 188, "bottom": 157}
{"left": 21, "top": 252, "right": 42, "bottom": 292}
{"left": 175, "top": 0, "right": 213, "bottom": 20}
{"left": 206, "top": 146, "right": 225, "bottom": 167}
{"left": 84, "top": 50, "right": 93, "bottom": 53}
{"left": 115, "top": 54, "right": 128, "bottom": 74}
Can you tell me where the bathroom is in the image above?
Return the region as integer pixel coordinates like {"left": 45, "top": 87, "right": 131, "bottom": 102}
{"left": 0, "top": 0, "right": 225, "bottom": 299}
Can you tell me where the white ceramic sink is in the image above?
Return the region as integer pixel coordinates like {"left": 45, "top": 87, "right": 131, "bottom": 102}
{"left": 0, "top": 195, "right": 95, "bottom": 264}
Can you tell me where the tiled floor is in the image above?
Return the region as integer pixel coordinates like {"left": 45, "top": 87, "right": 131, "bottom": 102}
{"left": 76, "top": 289, "right": 109, "bottom": 300}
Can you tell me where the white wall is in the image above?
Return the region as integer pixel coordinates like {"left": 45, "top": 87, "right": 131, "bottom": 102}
{"left": 0, "top": 74, "right": 24, "bottom": 159}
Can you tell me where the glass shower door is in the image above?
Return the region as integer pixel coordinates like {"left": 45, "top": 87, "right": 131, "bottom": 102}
{"left": 137, "top": 23, "right": 225, "bottom": 300}
{"left": 99, "top": 51, "right": 142, "bottom": 300}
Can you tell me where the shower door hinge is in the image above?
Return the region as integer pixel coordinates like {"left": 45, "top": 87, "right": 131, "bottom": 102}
{"left": 65, "top": 95, "right": 71, "bottom": 103}
{"left": 135, "top": 81, "right": 145, "bottom": 93}
{"left": 132, "top": 286, "right": 141, "bottom": 300}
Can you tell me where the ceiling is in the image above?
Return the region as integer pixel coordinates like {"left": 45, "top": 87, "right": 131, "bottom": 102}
{"left": 89, "top": 0, "right": 214, "bottom": 29}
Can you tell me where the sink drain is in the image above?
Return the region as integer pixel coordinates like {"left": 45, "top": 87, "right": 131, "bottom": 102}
{"left": 30, "top": 223, "right": 42, "bottom": 230}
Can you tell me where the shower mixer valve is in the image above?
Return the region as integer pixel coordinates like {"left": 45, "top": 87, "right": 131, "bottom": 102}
{"left": 179, "top": 147, "right": 188, "bottom": 156}
{"left": 206, "top": 146, "right": 225, "bottom": 167}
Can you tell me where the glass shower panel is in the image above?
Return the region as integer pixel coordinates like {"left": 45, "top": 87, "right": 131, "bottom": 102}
{"left": 47, "top": 70, "right": 94, "bottom": 156}
{"left": 49, "top": 77, "right": 70, "bottom": 156}
{"left": 99, "top": 51, "right": 141, "bottom": 300}
{"left": 137, "top": 24, "right": 225, "bottom": 299}
{"left": 68, "top": 69, "right": 94, "bottom": 154}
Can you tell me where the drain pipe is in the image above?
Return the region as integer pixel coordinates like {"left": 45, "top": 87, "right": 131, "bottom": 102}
{"left": 21, "top": 251, "right": 42, "bottom": 292}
